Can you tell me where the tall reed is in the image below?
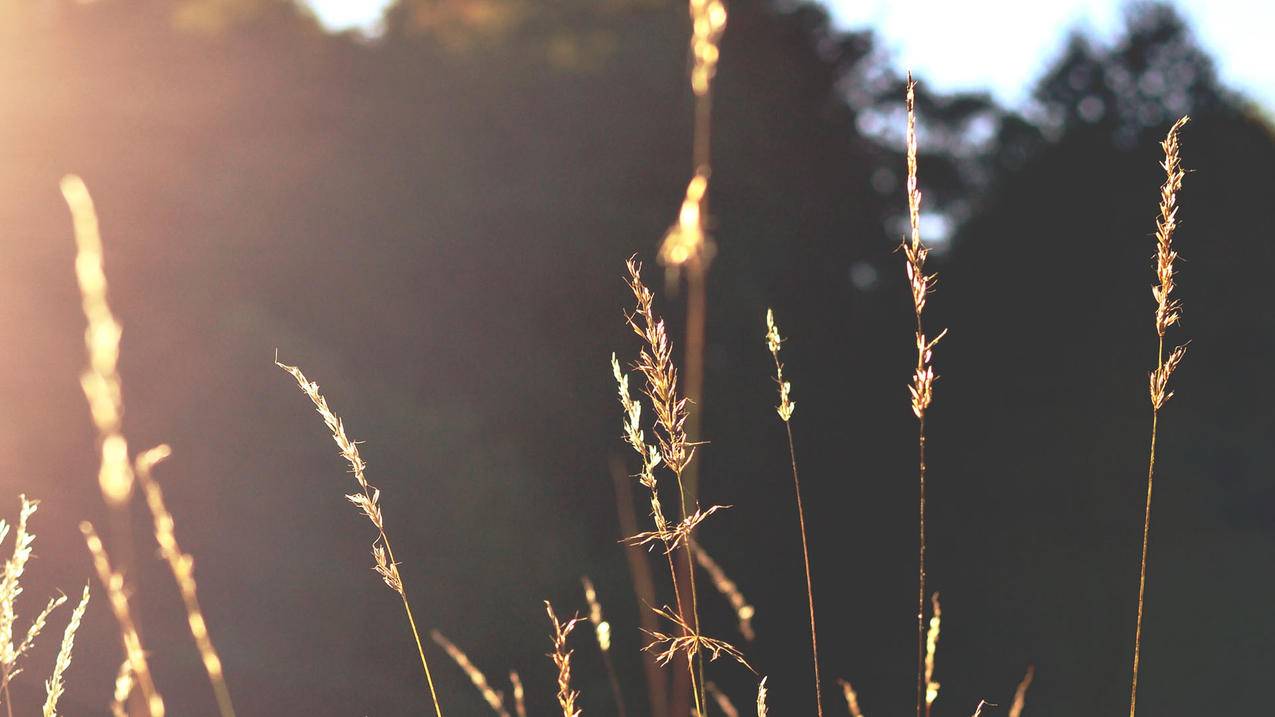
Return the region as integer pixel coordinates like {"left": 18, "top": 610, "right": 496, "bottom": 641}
{"left": 764, "top": 309, "right": 822, "bottom": 717}
{"left": 275, "top": 358, "right": 444, "bottom": 717}
{"left": 900, "top": 74, "right": 947, "bottom": 717}
{"left": 1129, "top": 115, "right": 1190, "bottom": 717}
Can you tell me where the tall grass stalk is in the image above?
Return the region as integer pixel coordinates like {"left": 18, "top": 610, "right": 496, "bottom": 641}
{"left": 764, "top": 309, "right": 822, "bottom": 717}
{"left": 900, "top": 75, "right": 947, "bottom": 717}
{"left": 1129, "top": 115, "right": 1190, "bottom": 717}
{"left": 275, "top": 358, "right": 444, "bottom": 717}
{"left": 81, "top": 522, "right": 164, "bottom": 717}
{"left": 134, "top": 445, "right": 237, "bottom": 717}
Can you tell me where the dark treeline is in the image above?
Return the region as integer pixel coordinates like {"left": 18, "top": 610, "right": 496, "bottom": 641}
{"left": 0, "top": 1, "right": 1270, "bottom": 715}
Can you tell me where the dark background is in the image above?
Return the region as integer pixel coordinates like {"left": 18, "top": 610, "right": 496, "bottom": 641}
{"left": 0, "top": 0, "right": 1271, "bottom": 715}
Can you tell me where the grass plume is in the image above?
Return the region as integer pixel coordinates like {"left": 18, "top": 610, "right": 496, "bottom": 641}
{"left": 546, "top": 601, "right": 583, "bottom": 717}
{"left": 901, "top": 74, "right": 947, "bottom": 717}
{"left": 275, "top": 356, "right": 445, "bottom": 717}
{"left": 134, "top": 445, "right": 236, "bottom": 717}
{"left": 41, "top": 584, "right": 89, "bottom": 717}
{"left": 509, "top": 670, "right": 527, "bottom": 717}
{"left": 764, "top": 308, "right": 822, "bottom": 717}
{"left": 1130, "top": 115, "right": 1190, "bottom": 717}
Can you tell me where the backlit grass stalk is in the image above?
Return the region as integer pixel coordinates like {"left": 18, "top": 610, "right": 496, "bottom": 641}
{"left": 764, "top": 309, "right": 822, "bottom": 717}
{"left": 430, "top": 630, "right": 509, "bottom": 717}
{"left": 545, "top": 601, "right": 583, "bottom": 717}
{"left": 81, "top": 522, "right": 164, "bottom": 717}
{"left": 901, "top": 75, "right": 947, "bottom": 717}
{"left": 41, "top": 584, "right": 90, "bottom": 717}
{"left": 1008, "top": 665, "right": 1034, "bottom": 717}
{"left": 60, "top": 176, "right": 135, "bottom": 508}
{"left": 0, "top": 497, "right": 69, "bottom": 717}
{"left": 275, "top": 358, "right": 444, "bottom": 717}
{"left": 1130, "top": 116, "right": 1190, "bottom": 717}
{"left": 134, "top": 445, "right": 236, "bottom": 717}
{"left": 924, "top": 593, "right": 941, "bottom": 716}
{"left": 837, "top": 679, "right": 865, "bottom": 717}
{"left": 617, "top": 258, "right": 724, "bottom": 717}
{"left": 689, "top": 539, "right": 754, "bottom": 641}
{"left": 582, "top": 577, "right": 626, "bottom": 717}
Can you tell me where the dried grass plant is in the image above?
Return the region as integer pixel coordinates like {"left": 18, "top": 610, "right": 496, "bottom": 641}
{"left": 900, "top": 74, "right": 947, "bottom": 717}
{"left": 41, "top": 584, "right": 90, "bottom": 717}
{"left": 1129, "top": 115, "right": 1190, "bottom": 717}
{"left": 764, "top": 308, "right": 822, "bottom": 716}
{"left": 582, "top": 577, "right": 626, "bottom": 717}
{"left": 545, "top": 601, "right": 583, "bottom": 717}
{"left": 275, "top": 357, "right": 445, "bottom": 717}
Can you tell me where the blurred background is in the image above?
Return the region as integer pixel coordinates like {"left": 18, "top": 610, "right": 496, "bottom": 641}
{"left": 0, "top": 0, "right": 1271, "bottom": 715}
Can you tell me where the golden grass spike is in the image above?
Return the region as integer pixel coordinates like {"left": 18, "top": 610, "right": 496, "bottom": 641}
{"left": 690, "top": 540, "right": 754, "bottom": 641}
{"left": 924, "top": 593, "right": 941, "bottom": 715}
{"left": 275, "top": 356, "right": 445, "bottom": 717}
{"left": 431, "top": 631, "right": 509, "bottom": 717}
{"left": 581, "top": 577, "right": 626, "bottom": 717}
{"left": 1007, "top": 665, "right": 1035, "bottom": 717}
{"left": 111, "top": 660, "right": 134, "bottom": 717}
{"left": 837, "top": 678, "right": 865, "bottom": 717}
{"left": 688, "top": 0, "right": 726, "bottom": 97}
{"left": 134, "top": 445, "right": 236, "bottom": 717}
{"left": 901, "top": 73, "right": 946, "bottom": 717}
{"left": 41, "top": 584, "right": 89, "bottom": 717}
{"left": 764, "top": 309, "right": 822, "bottom": 717}
{"left": 1131, "top": 116, "right": 1189, "bottom": 717}
{"left": 659, "top": 170, "right": 715, "bottom": 273}
{"left": 545, "top": 601, "right": 583, "bottom": 717}
{"left": 581, "top": 577, "right": 611, "bottom": 653}
{"left": 755, "top": 677, "right": 768, "bottom": 717}
{"left": 621, "top": 259, "right": 710, "bottom": 717}
{"left": 1, "top": 496, "right": 39, "bottom": 670}
{"left": 509, "top": 671, "right": 526, "bottom": 717}
{"left": 705, "top": 681, "right": 740, "bottom": 717}
{"left": 81, "top": 522, "right": 164, "bottom": 717}
{"left": 60, "top": 175, "right": 134, "bottom": 507}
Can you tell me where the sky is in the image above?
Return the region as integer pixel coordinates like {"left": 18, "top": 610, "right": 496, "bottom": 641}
{"left": 304, "top": 0, "right": 1275, "bottom": 109}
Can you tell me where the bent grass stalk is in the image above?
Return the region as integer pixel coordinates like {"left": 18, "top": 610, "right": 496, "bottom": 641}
{"left": 1130, "top": 115, "right": 1190, "bottom": 717}
{"left": 431, "top": 630, "right": 509, "bottom": 717}
{"left": 764, "top": 309, "right": 822, "bottom": 717}
{"left": 1008, "top": 665, "right": 1034, "bottom": 717}
{"left": 81, "top": 522, "right": 164, "bottom": 717}
{"left": 901, "top": 74, "right": 947, "bottom": 717}
{"left": 134, "top": 445, "right": 236, "bottom": 717}
{"left": 582, "top": 577, "right": 626, "bottom": 717}
{"left": 275, "top": 358, "right": 444, "bottom": 717}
